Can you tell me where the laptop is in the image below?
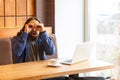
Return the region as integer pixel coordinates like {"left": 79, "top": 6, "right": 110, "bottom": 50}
{"left": 60, "top": 42, "right": 95, "bottom": 65}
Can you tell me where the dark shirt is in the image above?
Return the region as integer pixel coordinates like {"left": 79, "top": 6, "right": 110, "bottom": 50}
{"left": 27, "top": 40, "right": 40, "bottom": 61}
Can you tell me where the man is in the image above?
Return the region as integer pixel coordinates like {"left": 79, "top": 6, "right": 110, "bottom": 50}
{"left": 11, "top": 17, "right": 55, "bottom": 63}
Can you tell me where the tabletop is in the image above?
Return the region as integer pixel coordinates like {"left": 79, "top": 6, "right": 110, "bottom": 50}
{"left": 0, "top": 59, "right": 115, "bottom": 80}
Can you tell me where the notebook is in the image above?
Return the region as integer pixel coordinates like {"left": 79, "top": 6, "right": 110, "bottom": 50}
{"left": 60, "top": 42, "right": 95, "bottom": 65}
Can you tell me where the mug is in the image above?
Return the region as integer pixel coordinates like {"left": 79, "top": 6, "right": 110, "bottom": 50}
{"left": 49, "top": 59, "right": 60, "bottom": 65}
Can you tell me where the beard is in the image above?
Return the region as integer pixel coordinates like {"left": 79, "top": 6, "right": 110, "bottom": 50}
{"left": 28, "top": 31, "right": 39, "bottom": 41}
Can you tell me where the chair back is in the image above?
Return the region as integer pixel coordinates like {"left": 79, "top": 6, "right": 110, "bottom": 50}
{"left": 0, "top": 34, "right": 58, "bottom": 65}
{"left": 46, "top": 34, "right": 58, "bottom": 59}
{"left": 0, "top": 38, "right": 13, "bottom": 65}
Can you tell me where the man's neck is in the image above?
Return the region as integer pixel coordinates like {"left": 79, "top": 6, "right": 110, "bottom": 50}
{"left": 28, "top": 36, "right": 38, "bottom": 41}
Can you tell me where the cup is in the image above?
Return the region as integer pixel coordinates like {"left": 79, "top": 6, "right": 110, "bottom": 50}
{"left": 49, "top": 59, "right": 60, "bottom": 65}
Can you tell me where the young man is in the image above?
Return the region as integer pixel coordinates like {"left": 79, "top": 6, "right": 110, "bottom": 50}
{"left": 11, "top": 17, "right": 55, "bottom": 63}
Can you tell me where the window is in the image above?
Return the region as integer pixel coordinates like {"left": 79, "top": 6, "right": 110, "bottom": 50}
{"left": 88, "top": 0, "right": 120, "bottom": 78}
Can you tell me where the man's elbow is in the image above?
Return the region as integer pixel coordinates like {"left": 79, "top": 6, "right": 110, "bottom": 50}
{"left": 47, "top": 48, "right": 56, "bottom": 55}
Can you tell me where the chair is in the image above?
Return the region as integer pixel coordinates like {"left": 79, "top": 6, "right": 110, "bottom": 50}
{"left": 0, "top": 34, "right": 57, "bottom": 65}
{"left": 0, "top": 27, "right": 53, "bottom": 65}
{"left": 46, "top": 34, "right": 58, "bottom": 59}
{"left": 0, "top": 38, "right": 13, "bottom": 65}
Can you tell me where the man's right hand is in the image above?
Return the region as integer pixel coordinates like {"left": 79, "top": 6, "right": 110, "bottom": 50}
{"left": 24, "top": 24, "right": 32, "bottom": 33}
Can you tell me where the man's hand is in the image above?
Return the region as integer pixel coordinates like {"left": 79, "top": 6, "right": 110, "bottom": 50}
{"left": 37, "top": 23, "right": 46, "bottom": 32}
{"left": 24, "top": 24, "right": 32, "bottom": 33}
{"left": 24, "top": 23, "right": 46, "bottom": 33}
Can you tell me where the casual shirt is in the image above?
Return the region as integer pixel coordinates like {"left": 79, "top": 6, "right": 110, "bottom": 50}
{"left": 11, "top": 31, "right": 55, "bottom": 63}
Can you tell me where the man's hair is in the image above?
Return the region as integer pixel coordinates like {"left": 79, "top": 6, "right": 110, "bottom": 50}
{"left": 21, "top": 17, "right": 42, "bottom": 31}
{"left": 17, "top": 17, "right": 42, "bottom": 36}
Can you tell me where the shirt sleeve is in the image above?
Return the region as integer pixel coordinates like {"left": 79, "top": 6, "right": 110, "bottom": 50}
{"left": 39, "top": 31, "right": 56, "bottom": 55}
{"left": 11, "top": 31, "right": 28, "bottom": 57}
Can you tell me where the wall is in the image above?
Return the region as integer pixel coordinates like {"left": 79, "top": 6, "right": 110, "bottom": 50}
{"left": 55, "top": 0, "right": 84, "bottom": 58}
{"left": 36, "top": 0, "right": 55, "bottom": 33}
{"left": 0, "top": 0, "right": 35, "bottom": 28}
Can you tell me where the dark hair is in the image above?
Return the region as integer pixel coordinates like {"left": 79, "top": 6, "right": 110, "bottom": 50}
{"left": 17, "top": 17, "right": 41, "bottom": 36}
{"left": 20, "top": 17, "right": 41, "bottom": 31}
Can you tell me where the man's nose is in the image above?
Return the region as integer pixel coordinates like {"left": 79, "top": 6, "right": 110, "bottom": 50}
{"left": 32, "top": 27, "right": 37, "bottom": 31}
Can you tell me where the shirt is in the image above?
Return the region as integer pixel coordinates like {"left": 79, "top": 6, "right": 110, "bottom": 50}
{"left": 28, "top": 40, "right": 40, "bottom": 61}
{"left": 11, "top": 31, "right": 55, "bottom": 63}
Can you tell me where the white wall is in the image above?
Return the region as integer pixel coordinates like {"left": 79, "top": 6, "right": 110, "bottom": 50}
{"left": 55, "top": 0, "right": 84, "bottom": 58}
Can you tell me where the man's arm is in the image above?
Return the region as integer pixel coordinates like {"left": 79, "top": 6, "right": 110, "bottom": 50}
{"left": 39, "top": 31, "right": 56, "bottom": 55}
{"left": 11, "top": 31, "right": 28, "bottom": 57}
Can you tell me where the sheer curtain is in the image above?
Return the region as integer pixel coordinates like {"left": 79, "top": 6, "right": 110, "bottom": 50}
{"left": 88, "top": 0, "right": 120, "bottom": 79}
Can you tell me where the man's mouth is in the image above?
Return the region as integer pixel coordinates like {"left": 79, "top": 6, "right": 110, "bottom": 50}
{"left": 29, "top": 30, "right": 39, "bottom": 38}
{"left": 32, "top": 32, "right": 37, "bottom": 35}
{"left": 30, "top": 31, "right": 39, "bottom": 37}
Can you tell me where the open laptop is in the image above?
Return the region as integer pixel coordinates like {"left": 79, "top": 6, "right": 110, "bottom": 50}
{"left": 60, "top": 42, "right": 95, "bottom": 65}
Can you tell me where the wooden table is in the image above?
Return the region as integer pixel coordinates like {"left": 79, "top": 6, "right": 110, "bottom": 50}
{"left": 0, "top": 60, "right": 115, "bottom": 80}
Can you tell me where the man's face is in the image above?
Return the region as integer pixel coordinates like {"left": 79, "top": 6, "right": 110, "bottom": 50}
{"left": 28, "top": 20, "right": 43, "bottom": 38}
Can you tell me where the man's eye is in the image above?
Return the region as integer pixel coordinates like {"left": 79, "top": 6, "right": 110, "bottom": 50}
{"left": 37, "top": 26, "right": 42, "bottom": 28}
{"left": 29, "top": 25, "right": 33, "bottom": 28}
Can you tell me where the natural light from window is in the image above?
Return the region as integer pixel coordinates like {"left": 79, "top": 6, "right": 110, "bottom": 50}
{"left": 89, "top": 0, "right": 120, "bottom": 78}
